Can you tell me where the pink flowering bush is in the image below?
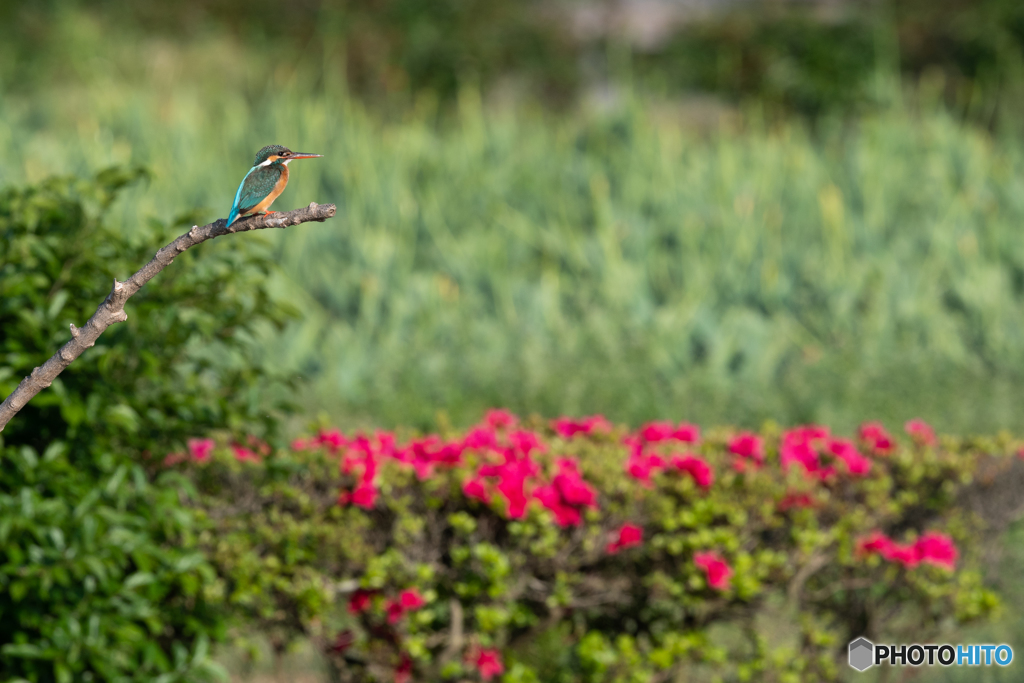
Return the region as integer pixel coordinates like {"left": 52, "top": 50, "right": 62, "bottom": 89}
{"left": 183, "top": 413, "right": 1013, "bottom": 682}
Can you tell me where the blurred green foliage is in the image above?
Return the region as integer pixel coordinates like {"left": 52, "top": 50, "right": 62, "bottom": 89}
{"left": 6, "top": 37, "right": 1024, "bottom": 433}
{"left": 189, "top": 416, "right": 1009, "bottom": 682}
{"left": 254, "top": 104, "right": 1024, "bottom": 433}
{"left": 3, "top": 0, "right": 1024, "bottom": 119}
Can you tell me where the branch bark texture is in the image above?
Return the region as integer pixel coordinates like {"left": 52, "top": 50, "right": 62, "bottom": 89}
{"left": 0, "top": 202, "right": 336, "bottom": 433}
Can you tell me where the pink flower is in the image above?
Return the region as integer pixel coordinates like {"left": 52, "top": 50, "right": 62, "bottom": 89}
{"left": 314, "top": 428, "right": 348, "bottom": 453}
{"left": 787, "top": 425, "right": 830, "bottom": 443}
{"left": 670, "top": 454, "right": 714, "bottom": 489}
{"left": 857, "top": 531, "right": 955, "bottom": 569}
{"left": 859, "top": 422, "right": 895, "bottom": 455}
{"left": 638, "top": 421, "right": 701, "bottom": 444}
{"left": 552, "top": 458, "right": 597, "bottom": 507}
{"left": 905, "top": 419, "right": 937, "bottom": 446}
{"left": 187, "top": 438, "right": 215, "bottom": 463}
{"left": 231, "top": 444, "right": 260, "bottom": 462}
{"left": 463, "top": 427, "right": 499, "bottom": 451}
{"left": 394, "top": 653, "right": 412, "bottom": 683}
{"left": 462, "top": 476, "right": 491, "bottom": 504}
{"left": 337, "top": 481, "right": 382, "bottom": 507}
{"left": 349, "top": 482, "right": 378, "bottom": 509}
{"left": 495, "top": 470, "right": 531, "bottom": 519}
{"left": 694, "top": 551, "right": 733, "bottom": 590}
{"left": 399, "top": 435, "right": 466, "bottom": 479}
{"left": 473, "top": 649, "right": 505, "bottom": 681}
{"left": 552, "top": 415, "right": 612, "bottom": 439}
{"left": 386, "top": 600, "right": 405, "bottom": 624}
{"left": 625, "top": 451, "right": 665, "bottom": 487}
{"left": 780, "top": 438, "right": 819, "bottom": 476}
{"left": 484, "top": 409, "right": 518, "bottom": 430}
{"left": 914, "top": 532, "right": 958, "bottom": 570}
{"left": 827, "top": 439, "right": 872, "bottom": 477}
{"left": 508, "top": 430, "right": 546, "bottom": 458}
{"left": 533, "top": 458, "right": 598, "bottom": 526}
{"left": 534, "top": 485, "right": 582, "bottom": 526}
{"left": 673, "top": 422, "right": 701, "bottom": 443}
{"left": 348, "top": 589, "right": 375, "bottom": 614}
{"left": 857, "top": 531, "right": 896, "bottom": 556}
{"left": 385, "top": 589, "right": 426, "bottom": 624}
{"left": 607, "top": 523, "right": 644, "bottom": 553}
{"left": 884, "top": 543, "right": 920, "bottom": 568}
{"left": 728, "top": 432, "right": 764, "bottom": 464}
{"left": 290, "top": 437, "right": 310, "bottom": 451}
{"left": 639, "top": 421, "right": 675, "bottom": 442}
{"left": 399, "top": 588, "right": 426, "bottom": 610}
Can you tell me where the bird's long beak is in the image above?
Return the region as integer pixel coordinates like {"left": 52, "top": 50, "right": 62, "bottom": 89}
{"left": 290, "top": 153, "right": 323, "bottom": 160}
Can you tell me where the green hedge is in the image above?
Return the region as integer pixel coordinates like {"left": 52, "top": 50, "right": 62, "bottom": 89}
{"left": 188, "top": 412, "right": 1013, "bottom": 682}
{"left": 0, "top": 443, "right": 224, "bottom": 683}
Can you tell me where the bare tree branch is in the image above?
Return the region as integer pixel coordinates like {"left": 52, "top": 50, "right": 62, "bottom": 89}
{"left": 0, "top": 202, "right": 337, "bottom": 432}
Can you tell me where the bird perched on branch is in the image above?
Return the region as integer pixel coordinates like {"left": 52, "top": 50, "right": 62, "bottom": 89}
{"left": 227, "top": 144, "right": 322, "bottom": 225}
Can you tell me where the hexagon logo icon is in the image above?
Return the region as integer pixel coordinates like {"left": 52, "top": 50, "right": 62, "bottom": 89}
{"left": 849, "top": 637, "right": 874, "bottom": 671}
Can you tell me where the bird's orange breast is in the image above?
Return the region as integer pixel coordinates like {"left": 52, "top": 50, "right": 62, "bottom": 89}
{"left": 249, "top": 164, "right": 290, "bottom": 215}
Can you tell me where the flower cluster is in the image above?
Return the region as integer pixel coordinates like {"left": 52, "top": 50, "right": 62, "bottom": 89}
{"left": 857, "top": 531, "right": 959, "bottom": 570}
{"left": 533, "top": 458, "right": 599, "bottom": 526}
{"left": 637, "top": 420, "right": 701, "bottom": 444}
{"left": 779, "top": 426, "right": 872, "bottom": 479}
{"left": 188, "top": 438, "right": 214, "bottom": 463}
{"left": 467, "top": 648, "right": 505, "bottom": 681}
{"left": 347, "top": 587, "right": 427, "bottom": 623}
{"left": 191, "top": 410, "right": 986, "bottom": 683}
{"left": 859, "top": 421, "right": 895, "bottom": 455}
{"left": 311, "top": 411, "right": 601, "bottom": 529}
{"left": 552, "top": 415, "right": 611, "bottom": 439}
{"left": 624, "top": 421, "right": 710, "bottom": 488}
{"left": 904, "top": 419, "right": 937, "bottom": 446}
{"left": 728, "top": 432, "right": 764, "bottom": 468}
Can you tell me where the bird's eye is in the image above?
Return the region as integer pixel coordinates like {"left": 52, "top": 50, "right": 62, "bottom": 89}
{"left": 280, "top": 151, "right": 291, "bottom": 157}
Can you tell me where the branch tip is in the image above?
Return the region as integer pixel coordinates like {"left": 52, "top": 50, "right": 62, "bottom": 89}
{"left": 69, "top": 323, "right": 80, "bottom": 339}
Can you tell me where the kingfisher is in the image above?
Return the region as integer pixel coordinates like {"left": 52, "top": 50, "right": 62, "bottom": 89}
{"left": 227, "top": 144, "right": 323, "bottom": 225}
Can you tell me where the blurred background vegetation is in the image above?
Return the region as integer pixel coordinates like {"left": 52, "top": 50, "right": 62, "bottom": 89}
{"left": 3, "top": 0, "right": 1024, "bottom": 681}
{"left": 2, "top": 0, "right": 1024, "bottom": 435}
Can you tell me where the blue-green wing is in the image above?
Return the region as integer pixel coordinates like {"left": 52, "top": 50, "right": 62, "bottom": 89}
{"left": 227, "top": 165, "right": 282, "bottom": 224}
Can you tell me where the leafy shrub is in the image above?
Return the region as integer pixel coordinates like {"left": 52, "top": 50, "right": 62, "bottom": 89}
{"left": 190, "top": 411, "right": 1012, "bottom": 682}
{"left": 0, "top": 442, "right": 223, "bottom": 683}
{"left": 0, "top": 169, "right": 297, "bottom": 680}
